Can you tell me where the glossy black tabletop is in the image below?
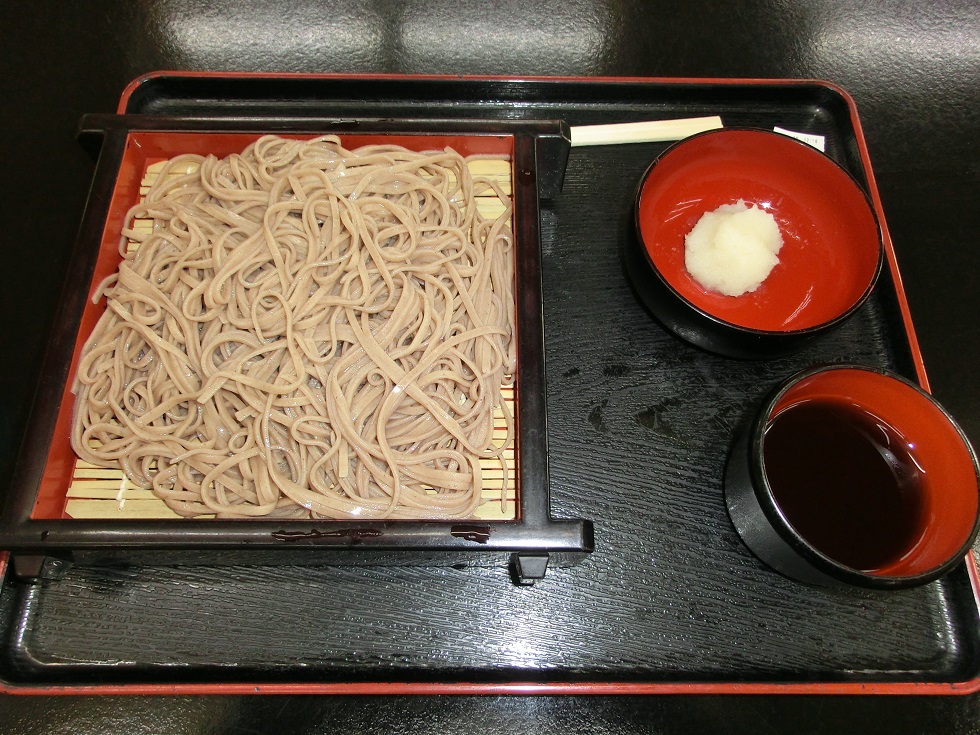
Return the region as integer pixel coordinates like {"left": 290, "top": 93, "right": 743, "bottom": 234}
{"left": 1, "top": 1, "right": 979, "bottom": 732}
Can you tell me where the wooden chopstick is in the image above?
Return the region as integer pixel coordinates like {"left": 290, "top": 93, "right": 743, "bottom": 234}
{"left": 569, "top": 116, "right": 723, "bottom": 147}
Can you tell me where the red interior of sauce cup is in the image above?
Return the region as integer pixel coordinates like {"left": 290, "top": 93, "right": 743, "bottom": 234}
{"left": 765, "top": 368, "right": 980, "bottom": 578}
{"left": 636, "top": 129, "right": 881, "bottom": 332}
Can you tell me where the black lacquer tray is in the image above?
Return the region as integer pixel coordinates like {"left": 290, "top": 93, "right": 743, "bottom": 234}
{"left": 0, "top": 74, "right": 977, "bottom": 695}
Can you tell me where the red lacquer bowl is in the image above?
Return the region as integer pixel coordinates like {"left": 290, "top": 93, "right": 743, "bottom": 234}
{"left": 725, "top": 365, "right": 980, "bottom": 589}
{"left": 628, "top": 128, "right": 883, "bottom": 358}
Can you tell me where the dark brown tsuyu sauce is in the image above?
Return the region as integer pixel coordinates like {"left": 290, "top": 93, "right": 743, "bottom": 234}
{"left": 762, "top": 400, "right": 926, "bottom": 572}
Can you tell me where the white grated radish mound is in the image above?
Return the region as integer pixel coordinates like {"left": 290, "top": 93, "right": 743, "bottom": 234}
{"left": 684, "top": 201, "right": 783, "bottom": 297}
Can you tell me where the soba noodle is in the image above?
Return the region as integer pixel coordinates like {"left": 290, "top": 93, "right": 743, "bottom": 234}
{"left": 70, "top": 135, "right": 516, "bottom": 519}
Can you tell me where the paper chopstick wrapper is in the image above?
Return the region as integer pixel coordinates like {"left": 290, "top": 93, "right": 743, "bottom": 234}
{"left": 569, "top": 116, "right": 723, "bottom": 147}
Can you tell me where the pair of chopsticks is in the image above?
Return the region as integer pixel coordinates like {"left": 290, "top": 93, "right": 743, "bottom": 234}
{"left": 569, "top": 115, "right": 722, "bottom": 147}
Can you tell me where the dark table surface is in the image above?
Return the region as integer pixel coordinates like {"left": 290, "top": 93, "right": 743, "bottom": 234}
{"left": 1, "top": 1, "right": 979, "bottom": 732}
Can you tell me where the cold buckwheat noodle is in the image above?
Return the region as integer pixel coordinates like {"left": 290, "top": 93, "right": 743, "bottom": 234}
{"left": 70, "top": 135, "right": 516, "bottom": 519}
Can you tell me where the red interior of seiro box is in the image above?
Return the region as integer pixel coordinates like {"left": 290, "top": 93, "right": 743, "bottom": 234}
{"left": 33, "top": 130, "right": 515, "bottom": 520}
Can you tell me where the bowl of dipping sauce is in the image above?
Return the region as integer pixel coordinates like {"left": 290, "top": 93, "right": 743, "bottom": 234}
{"left": 628, "top": 128, "right": 883, "bottom": 359}
{"left": 724, "top": 364, "right": 980, "bottom": 589}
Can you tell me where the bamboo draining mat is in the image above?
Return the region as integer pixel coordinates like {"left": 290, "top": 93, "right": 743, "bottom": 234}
{"left": 65, "top": 153, "right": 518, "bottom": 521}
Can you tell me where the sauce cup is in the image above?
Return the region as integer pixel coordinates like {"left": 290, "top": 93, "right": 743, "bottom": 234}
{"left": 724, "top": 364, "right": 980, "bottom": 588}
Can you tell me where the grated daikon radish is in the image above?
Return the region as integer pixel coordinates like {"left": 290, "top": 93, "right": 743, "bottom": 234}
{"left": 684, "top": 201, "right": 783, "bottom": 297}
